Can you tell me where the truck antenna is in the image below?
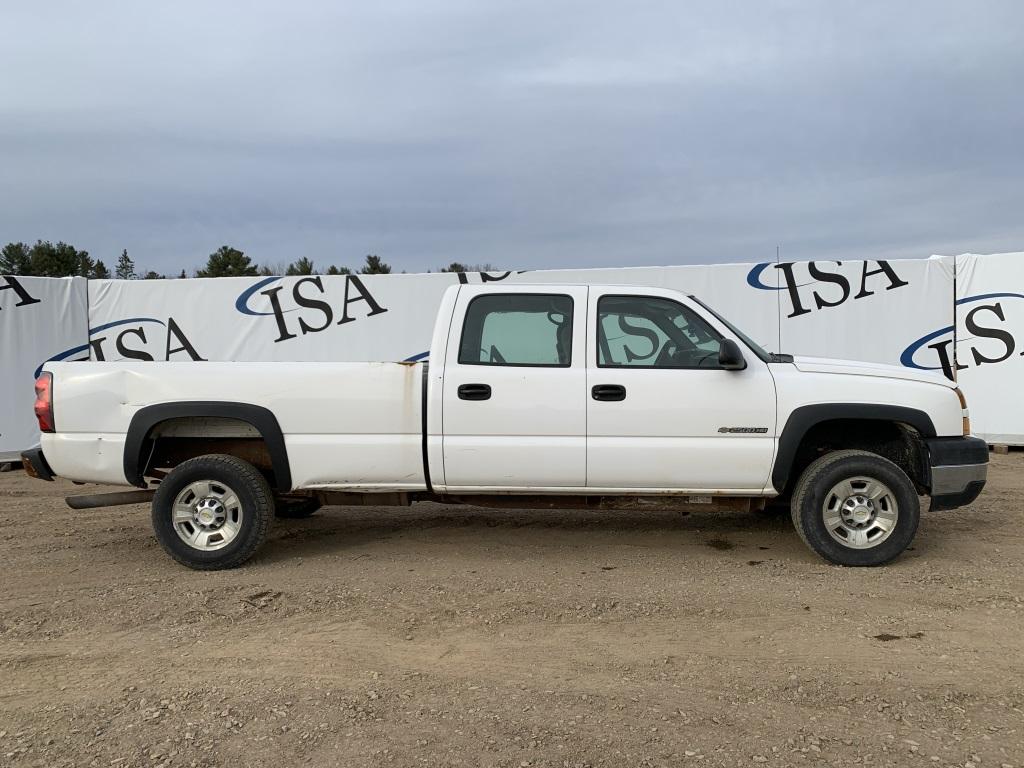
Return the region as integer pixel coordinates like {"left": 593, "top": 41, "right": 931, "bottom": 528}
{"left": 775, "top": 245, "right": 782, "bottom": 354}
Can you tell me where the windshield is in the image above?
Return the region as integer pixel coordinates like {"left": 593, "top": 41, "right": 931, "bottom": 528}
{"left": 688, "top": 296, "right": 777, "bottom": 364}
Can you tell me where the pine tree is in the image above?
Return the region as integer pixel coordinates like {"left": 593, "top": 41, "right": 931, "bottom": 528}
{"left": 26, "top": 241, "right": 92, "bottom": 277}
{"left": 1, "top": 241, "right": 100, "bottom": 276}
{"left": 115, "top": 249, "right": 137, "bottom": 279}
{"left": 359, "top": 254, "right": 391, "bottom": 274}
{"left": 285, "top": 257, "right": 315, "bottom": 275}
{"left": 0, "top": 242, "right": 32, "bottom": 274}
{"left": 196, "top": 246, "right": 257, "bottom": 278}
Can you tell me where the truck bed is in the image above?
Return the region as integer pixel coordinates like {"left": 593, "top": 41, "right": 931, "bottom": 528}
{"left": 41, "top": 361, "right": 428, "bottom": 490}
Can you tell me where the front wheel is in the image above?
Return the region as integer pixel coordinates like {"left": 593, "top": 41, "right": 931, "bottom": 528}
{"left": 790, "top": 450, "right": 920, "bottom": 567}
{"left": 151, "top": 454, "right": 274, "bottom": 570}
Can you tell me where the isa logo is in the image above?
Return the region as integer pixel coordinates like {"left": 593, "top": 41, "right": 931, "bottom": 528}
{"left": 235, "top": 275, "right": 388, "bottom": 344}
{"left": 901, "top": 294, "right": 1024, "bottom": 380}
{"left": 37, "top": 317, "right": 206, "bottom": 377}
{"left": 746, "top": 260, "right": 909, "bottom": 318}
{"left": 0, "top": 275, "right": 42, "bottom": 310}
{"left": 233, "top": 270, "right": 523, "bottom": 345}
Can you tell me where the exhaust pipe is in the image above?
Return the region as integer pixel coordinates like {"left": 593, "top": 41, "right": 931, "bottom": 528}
{"left": 66, "top": 490, "right": 155, "bottom": 510}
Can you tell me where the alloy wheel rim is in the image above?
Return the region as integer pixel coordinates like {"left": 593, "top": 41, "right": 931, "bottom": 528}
{"left": 822, "top": 475, "right": 899, "bottom": 550}
{"left": 172, "top": 480, "right": 244, "bottom": 551}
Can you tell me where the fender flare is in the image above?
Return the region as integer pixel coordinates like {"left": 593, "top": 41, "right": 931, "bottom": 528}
{"left": 772, "top": 403, "right": 936, "bottom": 492}
{"left": 123, "top": 402, "right": 292, "bottom": 491}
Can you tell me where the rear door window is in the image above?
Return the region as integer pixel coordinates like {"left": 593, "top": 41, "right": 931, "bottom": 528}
{"left": 458, "top": 294, "right": 574, "bottom": 367}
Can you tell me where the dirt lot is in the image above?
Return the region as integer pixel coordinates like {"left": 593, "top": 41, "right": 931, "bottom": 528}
{"left": 1, "top": 456, "right": 1022, "bottom": 768}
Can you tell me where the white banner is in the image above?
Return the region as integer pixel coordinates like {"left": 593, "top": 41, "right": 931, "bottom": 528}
{"left": 4, "top": 253, "right": 1020, "bottom": 460}
{"left": 949, "top": 252, "right": 1024, "bottom": 444}
{"left": 83, "top": 264, "right": 783, "bottom": 367}
{"left": 773, "top": 256, "right": 954, "bottom": 364}
{"left": 0, "top": 276, "right": 88, "bottom": 461}
{"left": 86, "top": 272, "right": 465, "bottom": 365}
{"left": 83, "top": 258, "right": 949, "bottom": 370}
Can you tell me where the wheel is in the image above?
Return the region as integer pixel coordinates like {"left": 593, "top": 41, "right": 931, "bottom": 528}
{"left": 274, "top": 496, "right": 322, "bottom": 519}
{"left": 151, "top": 454, "right": 274, "bottom": 570}
{"left": 790, "top": 449, "right": 920, "bottom": 567}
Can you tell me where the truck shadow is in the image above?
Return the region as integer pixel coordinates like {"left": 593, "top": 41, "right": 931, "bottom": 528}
{"left": 261, "top": 502, "right": 810, "bottom": 563}
{"left": 258, "top": 499, "right": 958, "bottom": 566}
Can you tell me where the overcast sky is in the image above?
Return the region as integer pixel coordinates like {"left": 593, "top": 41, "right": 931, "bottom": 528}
{"left": 2, "top": 1, "right": 1022, "bottom": 275}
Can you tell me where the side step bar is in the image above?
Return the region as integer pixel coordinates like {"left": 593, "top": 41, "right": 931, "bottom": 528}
{"left": 66, "top": 490, "right": 156, "bottom": 510}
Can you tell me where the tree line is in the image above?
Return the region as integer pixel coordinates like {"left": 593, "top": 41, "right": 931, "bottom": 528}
{"left": 0, "top": 241, "right": 493, "bottom": 279}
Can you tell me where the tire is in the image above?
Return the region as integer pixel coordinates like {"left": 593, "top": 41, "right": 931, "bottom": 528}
{"left": 151, "top": 454, "right": 274, "bottom": 570}
{"left": 790, "top": 449, "right": 920, "bottom": 567}
{"left": 274, "top": 496, "right": 322, "bottom": 519}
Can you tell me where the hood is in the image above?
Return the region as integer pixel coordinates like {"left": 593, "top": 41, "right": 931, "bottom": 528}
{"left": 791, "top": 356, "right": 955, "bottom": 388}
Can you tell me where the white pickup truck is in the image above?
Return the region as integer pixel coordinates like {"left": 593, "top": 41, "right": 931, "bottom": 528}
{"left": 23, "top": 283, "right": 988, "bottom": 570}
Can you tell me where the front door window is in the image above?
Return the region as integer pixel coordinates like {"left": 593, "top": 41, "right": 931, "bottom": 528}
{"left": 597, "top": 295, "right": 721, "bottom": 368}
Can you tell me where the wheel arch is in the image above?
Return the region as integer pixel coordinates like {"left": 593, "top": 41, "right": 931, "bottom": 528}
{"left": 124, "top": 402, "right": 292, "bottom": 491}
{"left": 773, "top": 404, "right": 936, "bottom": 493}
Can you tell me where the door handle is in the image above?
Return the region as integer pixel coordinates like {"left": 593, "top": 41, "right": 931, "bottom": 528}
{"left": 458, "top": 383, "right": 492, "bottom": 401}
{"left": 591, "top": 384, "right": 626, "bottom": 402}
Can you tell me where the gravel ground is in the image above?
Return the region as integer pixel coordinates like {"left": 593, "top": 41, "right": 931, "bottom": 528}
{"left": 1, "top": 454, "right": 1022, "bottom": 768}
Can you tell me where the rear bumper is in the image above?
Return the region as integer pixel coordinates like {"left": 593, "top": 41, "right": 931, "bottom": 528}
{"left": 21, "top": 445, "right": 55, "bottom": 481}
{"left": 927, "top": 436, "right": 988, "bottom": 511}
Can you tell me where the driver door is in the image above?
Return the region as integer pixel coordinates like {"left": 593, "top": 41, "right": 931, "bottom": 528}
{"left": 585, "top": 289, "right": 776, "bottom": 492}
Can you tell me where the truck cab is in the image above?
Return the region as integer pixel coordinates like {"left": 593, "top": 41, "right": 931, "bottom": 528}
{"left": 428, "top": 283, "right": 778, "bottom": 494}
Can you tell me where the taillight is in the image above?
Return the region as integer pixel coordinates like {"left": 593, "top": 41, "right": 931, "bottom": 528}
{"left": 34, "top": 372, "right": 54, "bottom": 433}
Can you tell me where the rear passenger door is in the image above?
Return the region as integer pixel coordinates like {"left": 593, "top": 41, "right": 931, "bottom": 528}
{"left": 441, "top": 286, "right": 588, "bottom": 490}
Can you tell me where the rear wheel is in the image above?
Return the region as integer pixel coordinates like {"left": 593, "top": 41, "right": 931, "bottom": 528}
{"left": 151, "top": 454, "right": 274, "bottom": 570}
{"left": 790, "top": 450, "right": 919, "bottom": 566}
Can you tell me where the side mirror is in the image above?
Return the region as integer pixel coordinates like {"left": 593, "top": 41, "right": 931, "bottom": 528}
{"left": 718, "top": 339, "right": 747, "bottom": 370}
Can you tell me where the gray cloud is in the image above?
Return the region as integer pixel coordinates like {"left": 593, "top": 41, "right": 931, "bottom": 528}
{"left": 1, "top": 0, "right": 1022, "bottom": 274}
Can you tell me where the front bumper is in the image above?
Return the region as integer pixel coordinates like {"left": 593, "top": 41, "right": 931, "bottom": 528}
{"left": 21, "top": 445, "right": 54, "bottom": 481}
{"left": 927, "top": 436, "right": 988, "bottom": 511}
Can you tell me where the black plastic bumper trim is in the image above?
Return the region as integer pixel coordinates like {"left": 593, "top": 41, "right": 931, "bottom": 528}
{"left": 930, "top": 480, "right": 986, "bottom": 511}
{"left": 21, "top": 445, "right": 55, "bottom": 481}
{"left": 926, "top": 436, "right": 989, "bottom": 468}
{"left": 926, "top": 436, "right": 988, "bottom": 511}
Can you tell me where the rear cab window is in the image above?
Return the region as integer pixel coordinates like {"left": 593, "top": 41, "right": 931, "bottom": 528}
{"left": 458, "top": 294, "right": 574, "bottom": 367}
